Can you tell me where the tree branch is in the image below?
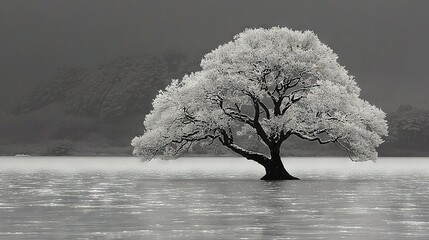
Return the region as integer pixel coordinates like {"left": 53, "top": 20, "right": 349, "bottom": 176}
{"left": 217, "top": 94, "right": 272, "bottom": 147}
{"left": 219, "top": 129, "right": 269, "bottom": 166}
{"left": 258, "top": 100, "right": 271, "bottom": 119}
{"left": 291, "top": 131, "right": 339, "bottom": 144}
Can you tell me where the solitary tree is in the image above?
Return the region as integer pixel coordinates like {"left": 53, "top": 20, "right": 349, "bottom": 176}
{"left": 132, "top": 27, "right": 388, "bottom": 180}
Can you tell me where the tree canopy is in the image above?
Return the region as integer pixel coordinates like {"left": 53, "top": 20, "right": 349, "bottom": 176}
{"left": 132, "top": 27, "right": 388, "bottom": 179}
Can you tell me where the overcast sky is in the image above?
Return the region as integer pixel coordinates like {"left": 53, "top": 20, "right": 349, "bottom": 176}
{"left": 1, "top": 0, "right": 429, "bottom": 112}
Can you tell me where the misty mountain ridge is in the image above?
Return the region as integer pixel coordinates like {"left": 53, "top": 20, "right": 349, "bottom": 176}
{"left": 13, "top": 52, "right": 195, "bottom": 119}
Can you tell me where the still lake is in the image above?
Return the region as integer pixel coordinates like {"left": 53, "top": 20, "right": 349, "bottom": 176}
{"left": 0, "top": 157, "right": 428, "bottom": 239}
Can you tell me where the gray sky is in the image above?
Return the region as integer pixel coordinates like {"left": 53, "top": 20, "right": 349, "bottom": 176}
{"left": 1, "top": 0, "right": 429, "bottom": 112}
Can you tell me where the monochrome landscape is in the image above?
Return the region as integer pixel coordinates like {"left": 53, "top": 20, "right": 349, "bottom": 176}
{"left": 1, "top": 1, "right": 429, "bottom": 239}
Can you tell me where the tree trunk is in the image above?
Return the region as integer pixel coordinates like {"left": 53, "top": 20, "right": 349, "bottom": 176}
{"left": 222, "top": 140, "right": 299, "bottom": 180}
{"left": 260, "top": 147, "right": 299, "bottom": 180}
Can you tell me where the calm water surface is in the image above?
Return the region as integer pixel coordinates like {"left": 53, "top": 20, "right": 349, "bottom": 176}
{"left": 0, "top": 157, "right": 428, "bottom": 239}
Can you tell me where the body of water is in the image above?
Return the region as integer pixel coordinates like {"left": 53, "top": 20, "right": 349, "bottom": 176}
{"left": 0, "top": 157, "right": 428, "bottom": 239}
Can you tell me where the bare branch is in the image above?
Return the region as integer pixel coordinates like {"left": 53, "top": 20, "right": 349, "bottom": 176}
{"left": 291, "top": 131, "right": 339, "bottom": 144}
{"left": 286, "top": 84, "right": 320, "bottom": 98}
{"left": 217, "top": 94, "right": 272, "bottom": 147}
{"left": 240, "top": 89, "right": 271, "bottom": 119}
{"left": 219, "top": 129, "right": 269, "bottom": 166}
{"left": 258, "top": 101, "right": 271, "bottom": 119}
{"left": 335, "top": 139, "right": 356, "bottom": 161}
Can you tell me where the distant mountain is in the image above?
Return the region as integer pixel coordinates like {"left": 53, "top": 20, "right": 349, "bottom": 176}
{"left": 13, "top": 67, "right": 88, "bottom": 115}
{"left": 1, "top": 51, "right": 205, "bottom": 155}
{"left": 380, "top": 105, "right": 429, "bottom": 156}
{"left": 13, "top": 53, "right": 196, "bottom": 120}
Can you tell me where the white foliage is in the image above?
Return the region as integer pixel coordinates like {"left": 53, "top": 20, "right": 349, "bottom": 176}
{"left": 132, "top": 27, "right": 388, "bottom": 162}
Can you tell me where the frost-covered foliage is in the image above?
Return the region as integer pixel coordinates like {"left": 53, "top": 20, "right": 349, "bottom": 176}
{"left": 132, "top": 27, "right": 388, "bottom": 162}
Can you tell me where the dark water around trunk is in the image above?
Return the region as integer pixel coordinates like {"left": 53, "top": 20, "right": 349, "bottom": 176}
{"left": 1, "top": 157, "right": 429, "bottom": 239}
